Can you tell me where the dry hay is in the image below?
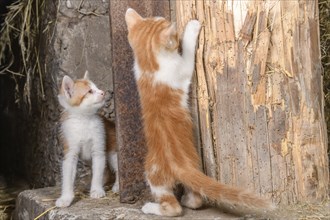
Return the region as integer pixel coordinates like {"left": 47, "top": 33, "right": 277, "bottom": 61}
{"left": 0, "top": 176, "right": 29, "bottom": 220}
{"left": 0, "top": 0, "right": 46, "bottom": 109}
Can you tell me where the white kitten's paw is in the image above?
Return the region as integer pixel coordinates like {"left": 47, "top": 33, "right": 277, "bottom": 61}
{"left": 55, "top": 195, "right": 74, "bottom": 207}
{"left": 141, "top": 202, "right": 161, "bottom": 215}
{"left": 186, "top": 20, "right": 201, "bottom": 35}
{"left": 90, "top": 188, "right": 106, "bottom": 198}
{"left": 111, "top": 182, "right": 119, "bottom": 193}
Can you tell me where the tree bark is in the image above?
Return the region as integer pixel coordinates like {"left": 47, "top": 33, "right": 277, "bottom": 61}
{"left": 176, "top": 0, "right": 329, "bottom": 204}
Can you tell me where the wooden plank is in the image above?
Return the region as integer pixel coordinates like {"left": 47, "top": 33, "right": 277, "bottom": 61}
{"left": 175, "top": 0, "right": 218, "bottom": 178}
{"left": 175, "top": 0, "right": 329, "bottom": 205}
{"left": 109, "top": 0, "right": 170, "bottom": 203}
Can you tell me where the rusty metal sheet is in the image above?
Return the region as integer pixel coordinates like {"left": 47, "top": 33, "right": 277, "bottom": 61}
{"left": 109, "top": 0, "right": 170, "bottom": 204}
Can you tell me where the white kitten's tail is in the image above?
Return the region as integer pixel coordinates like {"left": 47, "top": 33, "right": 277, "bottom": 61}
{"left": 175, "top": 167, "right": 274, "bottom": 210}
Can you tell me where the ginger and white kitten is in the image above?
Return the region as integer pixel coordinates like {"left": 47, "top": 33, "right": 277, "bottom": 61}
{"left": 56, "top": 71, "right": 119, "bottom": 208}
{"left": 125, "top": 8, "right": 273, "bottom": 217}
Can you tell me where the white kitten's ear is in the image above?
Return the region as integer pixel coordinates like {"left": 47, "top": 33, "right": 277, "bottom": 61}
{"left": 125, "top": 8, "right": 142, "bottom": 30}
{"left": 61, "top": 75, "right": 74, "bottom": 99}
{"left": 83, "top": 70, "right": 89, "bottom": 80}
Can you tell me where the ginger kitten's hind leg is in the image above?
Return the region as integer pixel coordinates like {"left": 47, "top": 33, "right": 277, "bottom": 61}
{"left": 181, "top": 187, "right": 203, "bottom": 209}
{"left": 142, "top": 178, "right": 182, "bottom": 216}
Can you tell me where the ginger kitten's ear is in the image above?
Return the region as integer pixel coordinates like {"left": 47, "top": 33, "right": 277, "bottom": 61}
{"left": 62, "top": 75, "right": 74, "bottom": 99}
{"left": 164, "top": 23, "right": 177, "bottom": 36}
{"left": 125, "top": 8, "right": 142, "bottom": 30}
{"left": 162, "top": 23, "right": 178, "bottom": 50}
{"left": 83, "top": 70, "right": 89, "bottom": 80}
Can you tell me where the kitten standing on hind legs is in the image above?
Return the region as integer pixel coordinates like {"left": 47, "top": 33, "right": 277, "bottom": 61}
{"left": 125, "top": 8, "right": 274, "bottom": 217}
{"left": 56, "top": 71, "right": 119, "bottom": 208}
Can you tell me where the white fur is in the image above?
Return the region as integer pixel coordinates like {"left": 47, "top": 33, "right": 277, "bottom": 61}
{"left": 142, "top": 181, "right": 178, "bottom": 215}
{"left": 152, "top": 20, "right": 201, "bottom": 108}
{"left": 56, "top": 76, "right": 115, "bottom": 207}
{"left": 142, "top": 202, "right": 162, "bottom": 215}
{"left": 149, "top": 164, "right": 159, "bottom": 175}
{"left": 154, "top": 16, "right": 165, "bottom": 21}
{"left": 181, "top": 189, "right": 203, "bottom": 209}
{"left": 133, "top": 60, "right": 142, "bottom": 80}
{"left": 56, "top": 112, "right": 106, "bottom": 207}
{"left": 148, "top": 183, "right": 172, "bottom": 198}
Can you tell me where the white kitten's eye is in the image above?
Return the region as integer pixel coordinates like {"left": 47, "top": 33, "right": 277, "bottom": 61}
{"left": 88, "top": 89, "right": 93, "bottom": 94}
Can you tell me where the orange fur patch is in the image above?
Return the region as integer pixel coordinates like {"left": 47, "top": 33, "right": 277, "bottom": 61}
{"left": 103, "top": 119, "right": 117, "bottom": 153}
{"left": 138, "top": 75, "right": 200, "bottom": 187}
{"left": 159, "top": 194, "right": 182, "bottom": 216}
{"left": 59, "top": 79, "right": 91, "bottom": 106}
{"left": 127, "top": 18, "right": 178, "bottom": 73}
{"left": 70, "top": 80, "right": 91, "bottom": 106}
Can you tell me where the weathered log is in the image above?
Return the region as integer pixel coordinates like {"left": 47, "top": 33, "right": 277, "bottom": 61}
{"left": 176, "top": 0, "right": 329, "bottom": 204}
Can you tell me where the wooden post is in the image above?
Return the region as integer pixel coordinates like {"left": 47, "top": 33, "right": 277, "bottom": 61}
{"left": 176, "top": 0, "right": 329, "bottom": 204}
{"left": 109, "top": 0, "right": 171, "bottom": 203}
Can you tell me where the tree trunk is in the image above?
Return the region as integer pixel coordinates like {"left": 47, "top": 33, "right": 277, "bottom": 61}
{"left": 176, "top": 0, "right": 329, "bottom": 204}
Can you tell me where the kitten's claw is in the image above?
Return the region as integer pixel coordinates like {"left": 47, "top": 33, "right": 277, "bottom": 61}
{"left": 56, "top": 195, "right": 74, "bottom": 207}
{"left": 90, "top": 188, "right": 106, "bottom": 198}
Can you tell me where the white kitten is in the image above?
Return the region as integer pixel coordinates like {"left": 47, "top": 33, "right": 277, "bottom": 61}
{"left": 56, "top": 71, "right": 119, "bottom": 208}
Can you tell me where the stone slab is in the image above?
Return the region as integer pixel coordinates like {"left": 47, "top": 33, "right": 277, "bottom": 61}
{"left": 13, "top": 187, "right": 239, "bottom": 220}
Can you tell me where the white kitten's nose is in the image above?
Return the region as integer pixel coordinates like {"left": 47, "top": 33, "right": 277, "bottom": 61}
{"left": 99, "top": 90, "right": 104, "bottom": 96}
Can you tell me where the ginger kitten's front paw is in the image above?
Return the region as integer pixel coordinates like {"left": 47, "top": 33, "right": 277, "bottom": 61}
{"left": 90, "top": 188, "right": 106, "bottom": 198}
{"left": 186, "top": 20, "right": 201, "bottom": 36}
{"left": 56, "top": 195, "right": 74, "bottom": 207}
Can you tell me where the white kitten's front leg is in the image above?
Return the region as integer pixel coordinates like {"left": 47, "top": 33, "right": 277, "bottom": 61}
{"left": 90, "top": 150, "right": 106, "bottom": 198}
{"left": 56, "top": 153, "right": 78, "bottom": 207}
{"left": 181, "top": 20, "right": 201, "bottom": 77}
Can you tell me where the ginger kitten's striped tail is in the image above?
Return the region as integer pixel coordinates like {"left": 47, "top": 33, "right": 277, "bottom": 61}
{"left": 176, "top": 168, "right": 275, "bottom": 210}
